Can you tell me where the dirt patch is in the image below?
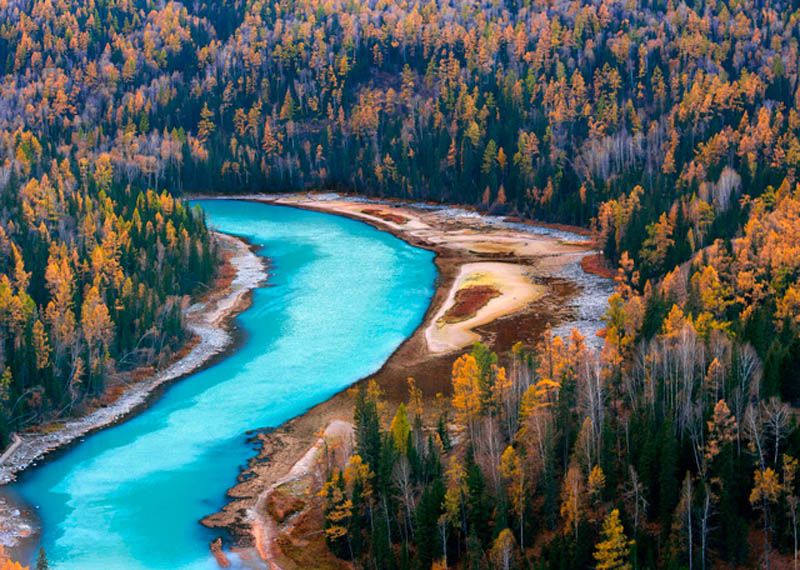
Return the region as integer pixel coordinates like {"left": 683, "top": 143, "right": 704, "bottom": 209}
{"left": 267, "top": 485, "right": 307, "bottom": 524}
{"left": 361, "top": 208, "right": 408, "bottom": 224}
{"left": 581, "top": 252, "right": 615, "bottom": 279}
{"left": 273, "top": 495, "right": 350, "bottom": 570}
{"left": 441, "top": 285, "right": 501, "bottom": 324}
{"left": 426, "top": 262, "right": 546, "bottom": 354}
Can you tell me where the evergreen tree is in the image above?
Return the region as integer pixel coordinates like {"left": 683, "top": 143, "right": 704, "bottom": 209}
{"left": 36, "top": 548, "right": 49, "bottom": 570}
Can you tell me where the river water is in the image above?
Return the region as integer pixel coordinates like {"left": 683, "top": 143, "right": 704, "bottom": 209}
{"left": 14, "top": 199, "right": 437, "bottom": 569}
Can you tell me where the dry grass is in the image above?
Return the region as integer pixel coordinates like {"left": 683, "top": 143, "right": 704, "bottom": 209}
{"left": 274, "top": 497, "right": 351, "bottom": 570}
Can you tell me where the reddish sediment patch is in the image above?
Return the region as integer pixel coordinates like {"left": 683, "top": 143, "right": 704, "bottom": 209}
{"left": 266, "top": 487, "right": 306, "bottom": 524}
{"left": 361, "top": 208, "right": 408, "bottom": 225}
{"left": 441, "top": 285, "right": 501, "bottom": 324}
{"left": 580, "top": 252, "right": 615, "bottom": 279}
{"left": 210, "top": 538, "right": 231, "bottom": 567}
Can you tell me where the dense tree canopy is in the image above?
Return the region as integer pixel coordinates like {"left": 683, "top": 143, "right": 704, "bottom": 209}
{"left": 2, "top": 0, "right": 799, "bottom": 379}
{"left": 2, "top": 0, "right": 800, "bottom": 565}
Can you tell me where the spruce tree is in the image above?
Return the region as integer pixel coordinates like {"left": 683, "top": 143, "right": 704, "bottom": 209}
{"left": 36, "top": 548, "right": 49, "bottom": 570}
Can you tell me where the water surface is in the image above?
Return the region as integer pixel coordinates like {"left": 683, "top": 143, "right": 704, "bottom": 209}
{"left": 15, "top": 199, "right": 436, "bottom": 569}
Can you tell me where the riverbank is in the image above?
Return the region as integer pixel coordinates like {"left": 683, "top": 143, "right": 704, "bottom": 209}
{"left": 198, "top": 193, "right": 612, "bottom": 568}
{"left": 0, "top": 232, "right": 267, "bottom": 553}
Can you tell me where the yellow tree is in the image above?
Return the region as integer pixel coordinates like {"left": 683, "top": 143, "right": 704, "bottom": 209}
{"left": 490, "top": 528, "right": 518, "bottom": 570}
{"left": 500, "top": 445, "right": 525, "bottom": 546}
{"left": 640, "top": 212, "right": 675, "bottom": 273}
{"left": 594, "top": 509, "right": 633, "bottom": 570}
{"left": 750, "top": 467, "right": 781, "bottom": 567}
{"left": 561, "top": 460, "right": 586, "bottom": 540}
{"left": 44, "top": 244, "right": 77, "bottom": 372}
{"left": 81, "top": 284, "right": 113, "bottom": 392}
{"left": 93, "top": 154, "right": 113, "bottom": 193}
{"left": 588, "top": 465, "right": 607, "bottom": 516}
{"left": 452, "top": 353, "right": 481, "bottom": 439}
{"left": 492, "top": 364, "right": 515, "bottom": 436}
{"left": 319, "top": 470, "right": 353, "bottom": 557}
{"left": 32, "top": 320, "right": 50, "bottom": 371}
{"left": 705, "top": 400, "right": 738, "bottom": 464}
{"left": 390, "top": 403, "right": 411, "bottom": 453}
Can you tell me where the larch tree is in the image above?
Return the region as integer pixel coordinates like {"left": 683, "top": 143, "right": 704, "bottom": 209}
{"left": 594, "top": 509, "right": 633, "bottom": 570}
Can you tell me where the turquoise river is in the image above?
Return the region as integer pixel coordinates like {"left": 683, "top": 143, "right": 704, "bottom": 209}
{"left": 13, "top": 199, "right": 437, "bottom": 569}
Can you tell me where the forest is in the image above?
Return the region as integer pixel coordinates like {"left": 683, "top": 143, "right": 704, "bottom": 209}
{"left": 1, "top": 0, "right": 800, "bottom": 566}
{"left": 322, "top": 249, "right": 800, "bottom": 567}
{"left": 3, "top": 0, "right": 799, "bottom": 384}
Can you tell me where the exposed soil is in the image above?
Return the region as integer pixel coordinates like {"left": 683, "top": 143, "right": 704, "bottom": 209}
{"left": 360, "top": 207, "right": 408, "bottom": 225}
{"left": 581, "top": 252, "right": 616, "bottom": 279}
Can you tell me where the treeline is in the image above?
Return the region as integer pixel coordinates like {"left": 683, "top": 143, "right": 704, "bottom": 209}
{"left": 5, "top": 0, "right": 800, "bottom": 227}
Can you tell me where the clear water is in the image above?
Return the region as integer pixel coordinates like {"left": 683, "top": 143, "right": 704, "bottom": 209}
{"left": 14, "top": 200, "right": 437, "bottom": 569}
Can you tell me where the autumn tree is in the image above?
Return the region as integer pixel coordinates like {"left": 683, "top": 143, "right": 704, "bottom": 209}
{"left": 594, "top": 509, "right": 633, "bottom": 570}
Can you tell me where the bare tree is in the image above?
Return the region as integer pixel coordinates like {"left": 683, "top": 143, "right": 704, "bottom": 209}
{"left": 623, "top": 465, "right": 648, "bottom": 534}
{"left": 762, "top": 398, "right": 791, "bottom": 465}
{"left": 393, "top": 455, "right": 415, "bottom": 543}
{"left": 732, "top": 344, "right": 762, "bottom": 453}
{"left": 744, "top": 404, "right": 767, "bottom": 469}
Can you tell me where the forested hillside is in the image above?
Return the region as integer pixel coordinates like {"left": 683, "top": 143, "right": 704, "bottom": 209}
{"left": 0, "top": 2, "right": 219, "bottom": 445}
{"left": 4, "top": 0, "right": 799, "bottom": 383}
{"left": 322, "top": 326, "right": 800, "bottom": 569}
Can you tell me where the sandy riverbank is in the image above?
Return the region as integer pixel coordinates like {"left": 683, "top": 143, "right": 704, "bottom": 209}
{"left": 0, "top": 232, "right": 267, "bottom": 553}
{"left": 198, "top": 193, "right": 612, "bottom": 568}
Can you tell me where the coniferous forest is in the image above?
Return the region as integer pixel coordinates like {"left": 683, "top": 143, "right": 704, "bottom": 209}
{"left": 2, "top": 0, "right": 800, "bottom": 567}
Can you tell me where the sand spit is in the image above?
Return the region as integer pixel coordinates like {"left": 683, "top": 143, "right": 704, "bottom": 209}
{"left": 427, "top": 262, "right": 546, "bottom": 353}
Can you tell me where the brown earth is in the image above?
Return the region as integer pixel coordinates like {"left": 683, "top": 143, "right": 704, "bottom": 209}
{"left": 360, "top": 207, "right": 409, "bottom": 225}
{"left": 580, "top": 252, "right": 616, "bottom": 279}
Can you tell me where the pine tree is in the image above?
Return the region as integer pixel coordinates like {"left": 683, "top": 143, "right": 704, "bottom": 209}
{"left": 414, "top": 476, "right": 445, "bottom": 568}
{"left": 36, "top": 548, "right": 48, "bottom": 570}
{"left": 354, "top": 384, "right": 382, "bottom": 475}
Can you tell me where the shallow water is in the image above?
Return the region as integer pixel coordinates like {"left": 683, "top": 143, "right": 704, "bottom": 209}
{"left": 14, "top": 199, "right": 437, "bottom": 569}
